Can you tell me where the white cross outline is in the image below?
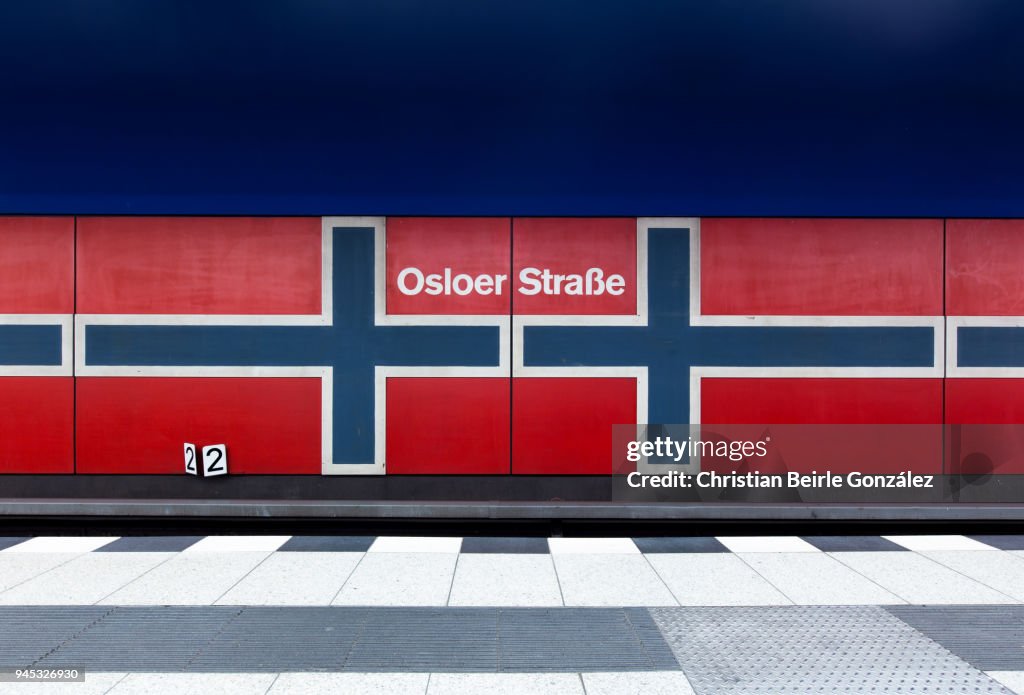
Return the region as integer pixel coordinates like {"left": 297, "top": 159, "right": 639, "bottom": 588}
{"left": 946, "top": 315, "right": 1024, "bottom": 378}
{"left": 74, "top": 216, "right": 509, "bottom": 475}
{"left": 512, "top": 217, "right": 944, "bottom": 472}
{"left": 0, "top": 314, "right": 73, "bottom": 377}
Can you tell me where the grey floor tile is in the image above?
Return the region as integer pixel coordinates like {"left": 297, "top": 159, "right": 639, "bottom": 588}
{"left": 108, "top": 673, "right": 276, "bottom": 694}
{"left": 460, "top": 537, "right": 550, "bottom": 554}
{"left": 269, "top": 672, "right": 429, "bottom": 694}
{"left": 448, "top": 554, "right": 562, "bottom": 606}
{"left": 632, "top": 537, "right": 729, "bottom": 553}
{"left": 800, "top": 535, "right": 907, "bottom": 552}
{"left": 969, "top": 535, "right": 1024, "bottom": 551}
{"left": 582, "top": 671, "right": 696, "bottom": 695}
{"left": 0, "top": 552, "right": 173, "bottom": 605}
{"left": 95, "top": 536, "right": 203, "bottom": 553}
{"left": 278, "top": 536, "right": 376, "bottom": 552}
{"left": 427, "top": 673, "right": 583, "bottom": 694}
{"left": 0, "top": 537, "right": 30, "bottom": 552}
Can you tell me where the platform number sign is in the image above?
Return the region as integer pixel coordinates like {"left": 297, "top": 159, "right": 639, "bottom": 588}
{"left": 184, "top": 443, "right": 198, "bottom": 476}
{"left": 202, "top": 444, "right": 228, "bottom": 477}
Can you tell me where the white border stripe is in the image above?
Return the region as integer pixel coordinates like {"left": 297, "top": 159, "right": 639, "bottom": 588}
{"left": 947, "top": 315, "right": 1024, "bottom": 377}
{"left": 0, "top": 314, "right": 72, "bottom": 377}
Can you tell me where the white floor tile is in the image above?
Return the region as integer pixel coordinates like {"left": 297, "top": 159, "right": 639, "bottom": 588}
{"left": 100, "top": 551, "right": 271, "bottom": 605}
{"left": 547, "top": 538, "right": 639, "bottom": 554}
{"left": 716, "top": 536, "right": 819, "bottom": 553}
{"left": 738, "top": 552, "right": 903, "bottom": 605}
{"left": 333, "top": 553, "right": 457, "bottom": 605}
{"left": 108, "top": 673, "right": 277, "bottom": 694}
{"left": 216, "top": 552, "right": 363, "bottom": 605}
{"left": 0, "top": 552, "right": 172, "bottom": 605}
{"left": 0, "top": 672, "right": 127, "bottom": 695}
{"left": 582, "top": 671, "right": 696, "bottom": 695}
{"left": 184, "top": 535, "right": 291, "bottom": 552}
{"left": 921, "top": 551, "right": 1024, "bottom": 601}
{"left": 367, "top": 536, "right": 462, "bottom": 553}
{"left": 552, "top": 554, "right": 676, "bottom": 606}
{"left": 2, "top": 537, "right": 118, "bottom": 554}
{"left": 987, "top": 671, "right": 1024, "bottom": 694}
{"left": 270, "top": 673, "right": 430, "bottom": 694}
{"left": 427, "top": 673, "right": 584, "bottom": 694}
{"left": 831, "top": 551, "right": 1016, "bottom": 604}
{"left": 883, "top": 535, "right": 996, "bottom": 552}
{"left": 448, "top": 554, "right": 563, "bottom": 606}
{"left": 646, "top": 553, "right": 791, "bottom": 606}
{"left": 0, "top": 553, "right": 79, "bottom": 592}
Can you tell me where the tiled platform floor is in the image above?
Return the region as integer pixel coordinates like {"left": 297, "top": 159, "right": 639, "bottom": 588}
{"left": 3, "top": 534, "right": 1024, "bottom": 607}
{"left": 2, "top": 534, "right": 1024, "bottom": 694}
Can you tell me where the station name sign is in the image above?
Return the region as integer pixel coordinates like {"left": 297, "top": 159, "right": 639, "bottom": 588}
{"left": 396, "top": 266, "right": 627, "bottom": 297}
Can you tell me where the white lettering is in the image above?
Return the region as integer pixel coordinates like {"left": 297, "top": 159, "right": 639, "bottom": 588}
{"left": 397, "top": 267, "right": 424, "bottom": 295}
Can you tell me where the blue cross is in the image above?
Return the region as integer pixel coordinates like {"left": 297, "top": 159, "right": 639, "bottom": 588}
{"left": 522, "top": 225, "right": 937, "bottom": 424}
{"left": 83, "top": 225, "right": 501, "bottom": 465}
{"left": 957, "top": 327, "right": 1024, "bottom": 367}
{"left": 0, "top": 325, "right": 62, "bottom": 367}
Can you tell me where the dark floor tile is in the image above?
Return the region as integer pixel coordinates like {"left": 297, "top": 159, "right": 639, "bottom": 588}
{"left": 0, "top": 537, "right": 29, "bottom": 551}
{"left": 95, "top": 536, "right": 203, "bottom": 552}
{"left": 967, "top": 534, "right": 1024, "bottom": 551}
{"left": 278, "top": 535, "right": 376, "bottom": 552}
{"left": 460, "top": 537, "right": 550, "bottom": 554}
{"left": 632, "top": 537, "right": 729, "bottom": 553}
{"left": 800, "top": 536, "right": 906, "bottom": 552}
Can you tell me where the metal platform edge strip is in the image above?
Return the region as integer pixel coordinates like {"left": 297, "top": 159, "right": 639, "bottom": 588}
{"left": 2, "top": 499, "right": 1024, "bottom": 520}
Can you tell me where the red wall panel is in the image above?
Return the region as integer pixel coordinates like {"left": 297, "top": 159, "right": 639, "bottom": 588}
{"left": 946, "top": 378, "right": 1024, "bottom": 476}
{"left": 386, "top": 217, "right": 511, "bottom": 315}
{"left": 512, "top": 218, "right": 637, "bottom": 315}
{"left": 701, "top": 378, "right": 943, "bottom": 424}
{"left": 76, "top": 377, "right": 322, "bottom": 474}
{"left": 947, "top": 219, "right": 1024, "bottom": 315}
{"left": 700, "top": 377, "right": 943, "bottom": 474}
{"left": 512, "top": 377, "right": 636, "bottom": 474}
{"left": 0, "top": 378, "right": 74, "bottom": 473}
{"left": 386, "top": 378, "right": 510, "bottom": 474}
{"left": 77, "top": 217, "right": 322, "bottom": 315}
{"left": 700, "top": 218, "right": 943, "bottom": 316}
{"left": 0, "top": 216, "right": 73, "bottom": 314}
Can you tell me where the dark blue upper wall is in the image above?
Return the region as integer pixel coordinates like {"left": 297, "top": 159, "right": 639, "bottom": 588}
{"left": 1, "top": 1, "right": 1021, "bottom": 216}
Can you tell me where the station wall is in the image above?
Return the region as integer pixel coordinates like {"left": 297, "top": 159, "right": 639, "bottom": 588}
{"left": 0, "top": 216, "right": 1019, "bottom": 476}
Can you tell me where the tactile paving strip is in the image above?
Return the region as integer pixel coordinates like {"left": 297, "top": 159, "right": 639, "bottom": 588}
{"left": 3, "top": 606, "right": 679, "bottom": 673}
{"left": 650, "top": 606, "right": 1012, "bottom": 695}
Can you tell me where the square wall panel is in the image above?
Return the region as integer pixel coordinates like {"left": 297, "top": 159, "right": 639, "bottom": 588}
{"left": 946, "top": 379, "right": 1024, "bottom": 475}
{"left": 512, "top": 218, "right": 637, "bottom": 316}
{"left": 0, "top": 378, "right": 73, "bottom": 473}
{"left": 947, "top": 219, "right": 1024, "bottom": 316}
{"left": 699, "top": 377, "right": 944, "bottom": 475}
{"left": 386, "top": 377, "right": 510, "bottom": 474}
{"left": 0, "top": 216, "right": 74, "bottom": 314}
{"left": 512, "top": 377, "right": 636, "bottom": 474}
{"left": 700, "top": 218, "right": 943, "bottom": 316}
{"left": 386, "top": 217, "right": 511, "bottom": 316}
{"left": 76, "top": 377, "right": 322, "bottom": 474}
{"left": 76, "top": 216, "right": 323, "bottom": 315}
